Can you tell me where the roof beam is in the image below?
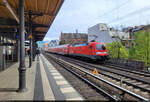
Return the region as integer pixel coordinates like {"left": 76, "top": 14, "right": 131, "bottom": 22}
{"left": 2, "top": 0, "right": 19, "bottom": 23}
{"left": 0, "top": 18, "right": 49, "bottom": 28}
{"left": 25, "top": 11, "right": 55, "bottom": 16}
{"left": 2, "top": 0, "right": 28, "bottom": 34}
{"left": 0, "top": 28, "right": 17, "bottom": 32}
{"left": 34, "top": 34, "right": 44, "bottom": 36}
{"left": 0, "top": 17, "right": 18, "bottom": 26}
{"left": 33, "top": 31, "right": 47, "bottom": 34}
{"left": 32, "top": 24, "right": 49, "bottom": 28}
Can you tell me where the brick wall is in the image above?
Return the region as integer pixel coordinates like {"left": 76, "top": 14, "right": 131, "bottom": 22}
{"left": 60, "top": 32, "right": 88, "bottom": 44}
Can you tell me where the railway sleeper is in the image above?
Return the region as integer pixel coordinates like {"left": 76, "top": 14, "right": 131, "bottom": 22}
{"left": 106, "top": 76, "right": 150, "bottom": 97}
{"left": 65, "top": 63, "right": 148, "bottom": 99}
{"left": 132, "top": 82, "right": 143, "bottom": 85}
{"left": 57, "top": 60, "right": 128, "bottom": 100}
{"left": 76, "top": 70, "right": 149, "bottom": 100}
{"left": 139, "top": 84, "right": 150, "bottom": 88}
{"left": 97, "top": 71, "right": 150, "bottom": 95}
{"left": 66, "top": 65, "right": 140, "bottom": 101}
{"left": 72, "top": 69, "right": 126, "bottom": 101}
{"left": 46, "top": 53, "right": 149, "bottom": 101}
{"left": 58, "top": 63, "right": 117, "bottom": 100}
{"left": 126, "top": 80, "right": 137, "bottom": 83}
{"left": 87, "top": 72, "right": 139, "bottom": 100}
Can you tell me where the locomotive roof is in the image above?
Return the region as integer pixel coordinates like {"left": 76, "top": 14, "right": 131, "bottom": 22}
{"left": 49, "top": 42, "right": 105, "bottom": 49}
{"left": 89, "top": 42, "right": 105, "bottom": 45}
{"left": 70, "top": 42, "right": 105, "bottom": 47}
{"left": 49, "top": 44, "right": 69, "bottom": 48}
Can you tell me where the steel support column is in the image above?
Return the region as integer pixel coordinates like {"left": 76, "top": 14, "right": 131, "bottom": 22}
{"left": 29, "top": 38, "right": 32, "bottom": 67}
{"left": 32, "top": 40, "right": 35, "bottom": 61}
{"left": 0, "top": 35, "right": 6, "bottom": 70}
{"left": 18, "top": 0, "right": 27, "bottom": 92}
{"left": 28, "top": 11, "right": 32, "bottom": 67}
{"left": 17, "top": 39, "right": 20, "bottom": 62}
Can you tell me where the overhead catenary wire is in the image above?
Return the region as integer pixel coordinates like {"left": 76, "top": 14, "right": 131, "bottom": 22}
{"left": 109, "top": 4, "right": 150, "bottom": 24}
{"left": 99, "top": 0, "right": 130, "bottom": 18}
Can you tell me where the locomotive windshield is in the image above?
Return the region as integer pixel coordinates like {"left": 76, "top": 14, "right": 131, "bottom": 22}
{"left": 96, "top": 44, "right": 106, "bottom": 50}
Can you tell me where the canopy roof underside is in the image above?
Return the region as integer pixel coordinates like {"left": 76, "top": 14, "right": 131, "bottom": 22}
{"left": 0, "top": 0, "right": 64, "bottom": 41}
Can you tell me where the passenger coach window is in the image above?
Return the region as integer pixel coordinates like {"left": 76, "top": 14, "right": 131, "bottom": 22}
{"left": 96, "top": 44, "right": 106, "bottom": 50}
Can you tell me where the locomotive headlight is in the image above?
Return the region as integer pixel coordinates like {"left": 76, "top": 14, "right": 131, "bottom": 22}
{"left": 96, "top": 52, "right": 101, "bottom": 55}
{"left": 96, "top": 52, "right": 107, "bottom": 55}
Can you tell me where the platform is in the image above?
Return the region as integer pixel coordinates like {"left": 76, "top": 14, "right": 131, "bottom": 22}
{"left": 0, "top": 54, "right": 83, "bottom": 101}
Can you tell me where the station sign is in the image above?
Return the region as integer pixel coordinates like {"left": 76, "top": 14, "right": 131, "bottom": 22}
{"left": 16, "top": 34, "right": 29, "bottom": 40}
{"left": 28, "top": 35, "right": 32, "bottom": 39}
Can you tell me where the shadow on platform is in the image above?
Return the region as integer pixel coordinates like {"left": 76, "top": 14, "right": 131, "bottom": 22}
{"left": 0, "top": 88, "right": 18, "bottom": 92}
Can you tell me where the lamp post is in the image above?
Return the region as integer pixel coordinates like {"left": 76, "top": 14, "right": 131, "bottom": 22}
{"left": 28, "top": 11, "right": 32, "bottom": 67}
{"left": 18, "top": 0, "right": 27, "bottom": 92}
{"left": 117, "top": 42, "right": 120, "bottom": 59}
{"left": 112, "top": 36, "right": 121, "bottom": 59}
{"left": 147, "top": 30, "right": 149, "bottom": 69}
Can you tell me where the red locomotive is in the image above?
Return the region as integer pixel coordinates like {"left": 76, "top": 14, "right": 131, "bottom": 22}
{"left": 47, "top": 42, "right": 109, "bottom": 62}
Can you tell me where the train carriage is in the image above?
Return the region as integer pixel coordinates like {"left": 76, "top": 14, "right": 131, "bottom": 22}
{"left": 68, "top": 42, "right": 109, "bottom": 61}
{"left": 48, "top": 44, "right": 69, "bottom": 55}
{"left": 47, "top": 42, "right": 109, "bottom": 62}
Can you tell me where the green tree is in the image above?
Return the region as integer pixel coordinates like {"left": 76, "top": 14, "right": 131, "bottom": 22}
{"left": 106, "top": 30, "right": 150, "bottom": 66}
{"left": 129, "top": 30, "right": 150, "bottom": 66}
{"left": 106, "top": 42, "right": 129, "bottom": 59}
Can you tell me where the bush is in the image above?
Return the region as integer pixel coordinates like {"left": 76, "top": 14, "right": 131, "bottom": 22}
{"left": 106, "top": 42, "right": 129, "bottom": 59}
{"left": 129, "top": 30, "right": 150, "bottom": 66}
{"left": 106, "top": 30, "right": 150, "bottom": 66}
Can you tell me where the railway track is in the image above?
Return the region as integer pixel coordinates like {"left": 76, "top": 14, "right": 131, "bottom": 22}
{"left": 68, "top": 59, "right": 150, "bottom": 95}
{"left": 44, "top": 53, "right": 149, "bottom": 101}
{"left": 104, "top": 62, "right": 150, "bottom": 74}
{"left": 44, "top": 54, "right": 116, "bottom": 101}
{"left": 64, "top": 57, "right": 150, "bottom": 83}
{"left": 54, "top": 54, "right": 150, "bottom": 98}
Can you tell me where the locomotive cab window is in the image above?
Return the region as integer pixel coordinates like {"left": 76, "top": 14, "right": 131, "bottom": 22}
{"left": 96, "top": 44, "right": 106, "bottom": 50}
{"left": 90, "top": 46, "right": 93, "bottom": 49}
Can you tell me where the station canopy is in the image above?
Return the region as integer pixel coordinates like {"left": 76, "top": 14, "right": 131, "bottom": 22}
{"left": 0, "top": 0, "right": 64, "bottom": 41}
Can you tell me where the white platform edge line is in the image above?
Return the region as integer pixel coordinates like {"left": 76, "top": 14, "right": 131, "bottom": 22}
{"left": 39, "top": 56, "right": 55, "bottom": 100}
{"left": 41, "top": 54, "right": 84, "bottom": 100}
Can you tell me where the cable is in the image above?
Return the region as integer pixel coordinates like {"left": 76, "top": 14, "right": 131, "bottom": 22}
{"left": 109, "top": 5, "right": 150, "bottom": 24}
{"left": 99, "top": 0, "right": 130, "bottom": 17}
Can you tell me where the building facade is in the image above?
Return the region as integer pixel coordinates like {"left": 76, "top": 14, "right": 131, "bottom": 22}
{"left": 49, "top": 40, "right": 59, "bottom": 47}
{"left": 88, "top": 23, "right": 130, "bottom": 44}
{"left": 60, "top": 32, "right": 88, "bottom": 44}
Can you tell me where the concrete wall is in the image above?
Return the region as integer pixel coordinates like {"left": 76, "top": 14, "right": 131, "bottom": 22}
{"left": 109, "top": 31, "right": 130, "bottom": 40}
{"left": 88, "top": 23, "right": 130, "bottom": 44}
{"left": 88, "top": 24, "right": 113, "bottom": 43}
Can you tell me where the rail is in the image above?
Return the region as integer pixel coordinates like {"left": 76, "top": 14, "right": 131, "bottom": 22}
{"left": 46, "top": 53, "right": 149, "bottom": 102}
{"left": 61, "top": 57, "right": 150, "bottom": 93}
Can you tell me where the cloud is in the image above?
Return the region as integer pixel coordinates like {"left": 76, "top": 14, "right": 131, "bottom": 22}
{"left": 45, "top": 0, "right": 150, "bottom": 41}
{"left": 47, "top": 0, "right": 114, "bottom": 36}
{"left": 43, "top": 37, "right": 59, "bottom": 42}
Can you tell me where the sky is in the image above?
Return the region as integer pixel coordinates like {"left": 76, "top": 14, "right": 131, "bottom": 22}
{"left": 43, "top": 0, "right": 150, "bottom": 42}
